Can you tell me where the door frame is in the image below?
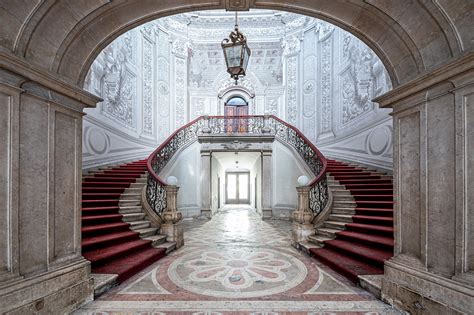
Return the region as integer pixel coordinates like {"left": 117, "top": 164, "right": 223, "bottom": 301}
{"left": 225, "top": 171, "right": 251, "bottom": 205}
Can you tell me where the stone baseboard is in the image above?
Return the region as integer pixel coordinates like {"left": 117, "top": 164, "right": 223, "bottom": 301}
{"left": 261, "top": 208, "right": 272, "bottom": 220}
{"left": 0, "top": 259, "right": 93, "bottom": 314}
{"left": 382, "top": 260, "right": 473, "bottom": 314}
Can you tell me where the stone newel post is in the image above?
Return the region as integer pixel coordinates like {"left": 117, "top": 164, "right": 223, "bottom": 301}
{"left": 292, "top": 186, "right": 315, "bottom": 246}
{"left": 161, "top": 185, "right": 184, "bottom": 248}
{"left": 202, "top": 115, "right": 211, "bottom": 134}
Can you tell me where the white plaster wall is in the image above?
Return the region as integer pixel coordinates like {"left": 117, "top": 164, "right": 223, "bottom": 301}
{"left": 272, "top": 141, "right": 312, "bottom": 219}
{"left": 159, "top": 142, "right": 201, "bottom": 218}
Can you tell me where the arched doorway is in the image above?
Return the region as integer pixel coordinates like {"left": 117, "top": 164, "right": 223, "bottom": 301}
{"left": 224, "top": 95, "right": 249, "bottom": 133}
{"left": 224, "top": 95, "right": 249, "bottom": 117}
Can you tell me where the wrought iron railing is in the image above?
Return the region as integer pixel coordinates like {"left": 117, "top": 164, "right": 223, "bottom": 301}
{"left": 146, "top": 115, "right": 328, "bottom": 216}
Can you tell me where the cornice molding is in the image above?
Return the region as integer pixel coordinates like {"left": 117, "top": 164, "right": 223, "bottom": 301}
{"left": 374, "top": 52, "right": 474, "bottom": 108}
{"left": 0, "top": 49, "right": 101, "bottom": 107}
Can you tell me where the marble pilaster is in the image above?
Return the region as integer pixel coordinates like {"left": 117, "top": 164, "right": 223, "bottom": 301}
{"left": 375, "top": 53, "right": 474, "bottom": 314}
{"left": 0, "top": 54, "right": 100, "bottom": 314}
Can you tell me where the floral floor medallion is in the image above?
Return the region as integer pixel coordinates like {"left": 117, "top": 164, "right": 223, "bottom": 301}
{"left": 168, "top": 248, "right": 307, "bottom": 298}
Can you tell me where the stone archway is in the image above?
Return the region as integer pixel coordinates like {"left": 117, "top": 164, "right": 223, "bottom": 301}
{"left": 3, "top": 0, "right": 469, "bottom": 89}
{"left": 0, "top": 1, "right": 473, "bottom": 314}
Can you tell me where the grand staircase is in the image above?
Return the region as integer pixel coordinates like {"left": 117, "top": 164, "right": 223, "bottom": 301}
{"left": 309, "top": 159, "right": 394, "bottom": 283}
{"left": 81, "top": 159, "right": 170, "bottom": 283}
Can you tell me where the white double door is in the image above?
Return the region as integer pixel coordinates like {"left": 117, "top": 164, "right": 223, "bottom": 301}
{"left": 225, "top": 172, "right": 250, "bottom": 204}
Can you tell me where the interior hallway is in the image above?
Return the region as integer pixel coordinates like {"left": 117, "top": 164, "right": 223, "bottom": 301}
{"left": 75, "top": 206, "right": 400, "bottom": 314}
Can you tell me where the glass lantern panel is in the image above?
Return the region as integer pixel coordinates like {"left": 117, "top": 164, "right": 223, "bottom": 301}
{"left": 225, "top": 45, "right": 243, "bottom": 68}
{"left": 242, "top": 47, "right": 250, "bottom": 71}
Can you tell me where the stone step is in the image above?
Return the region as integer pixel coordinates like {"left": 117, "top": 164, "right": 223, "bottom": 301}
{"left": 328, "top": 214, "right": 353, "bottom": 223}
{"left": 129, "top": 182, "right": 146, "bottom": 188}
{"left": 329, "top": 184, "right": 345, "bottom": 190}
{"left": 124, "top": 187, "right": 143, "bottom": 194}
{"left": 358, "top": 274, "right": 382, "bottom": 299}
{"left": 297, "top": 241, "right": 321, "bottom": 254}
{"left": 332, "top": 207, "right": 356, "bottom": 215}
{"left": 331, "top": 190, "right": 351, "bottom": 196}
{"left": 120, "top": 193, "right": 142, "bottom": 200}
{"left": 315, "top": 227, "right": 339, "bottom": 238}
{"left": 333, "top": 201, "right": 357, "bottom": 207}
{"left": 92, "top": 273, "right": 118, "bottom": 298}
{"left": 324, "top": 220, "right": 347, "bottom": 230}
{"left": 135, "top": 226, "right": 159, "bottom": 238}
{"left": 155, "top": 241, "right": 177, "bottom": 254}
{"left": 136, "top": 178, "right": 147, "bottom": 183}
{"left": 122, "top": 213, "right": 146, "bottom": 222}
{"left": 332, "top": 194, "right": 355, "bottom": 201}
{"left": 119, "top": 200, "right": 141, "bottom": 206}
{"left": 119, "top": 205, "right": 143, "bottom": 214}
{"left": 129, "top": 220, "right": 151, "bottom": 230}
{"left": 144, "top": 234, "right": 167, "bottom": 247}
{"left": 308, "top": 234, "right": 333, "bottom": 247}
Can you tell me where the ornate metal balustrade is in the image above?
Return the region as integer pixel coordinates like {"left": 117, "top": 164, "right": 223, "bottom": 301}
{"left": 146, "top": 115, "right": 328, "bottom": 216}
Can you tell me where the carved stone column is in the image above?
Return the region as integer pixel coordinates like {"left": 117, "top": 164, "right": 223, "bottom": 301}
{"left": 261, "top": 150, "right": 272, "bottom": 219}
{"left": 200, "top": 150, "right": 212, "bottom": 218}
{"left": 291, "top": 186, "right": 315, "bottom": 246}
{"left": 375, "top": 54, "right": 474, "bottom": 314}
{"left": 161, "top": 185, "right": 184, "bottom": 248}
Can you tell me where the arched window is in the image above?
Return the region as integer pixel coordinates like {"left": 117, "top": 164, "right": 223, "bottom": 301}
{"left": 226, "top": 96, "right": 248, "bottom": 106}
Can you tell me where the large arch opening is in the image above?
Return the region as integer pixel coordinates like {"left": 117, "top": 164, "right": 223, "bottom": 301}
{"left": 1, "top": 1, "right": 472, "bottom": 314}
{"left": 10, "top": 1, "right": 465, "bottom": 88}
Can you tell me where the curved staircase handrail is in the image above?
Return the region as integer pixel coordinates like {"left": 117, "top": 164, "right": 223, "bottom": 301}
{"left": 146, "top": 115, "right": 328, "bottom": 216}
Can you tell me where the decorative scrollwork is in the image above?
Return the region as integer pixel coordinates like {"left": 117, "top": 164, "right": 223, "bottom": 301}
{"left": 146, "top": 115, "right": 328, "bottom": 216}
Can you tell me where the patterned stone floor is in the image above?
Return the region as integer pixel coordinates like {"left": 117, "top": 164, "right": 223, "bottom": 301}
{"left": 75, "top": 206, "right": 401, "bottom": 314}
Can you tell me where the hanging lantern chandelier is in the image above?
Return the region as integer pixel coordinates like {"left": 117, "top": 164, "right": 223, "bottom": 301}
{"left": 221, "top": 12, "right": 251, "bottom": 85}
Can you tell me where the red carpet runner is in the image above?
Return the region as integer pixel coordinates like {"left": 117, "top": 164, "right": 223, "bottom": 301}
{"left": 310, "top": 159, "right": 394, "bottom": 283}
{"left": 81, "top": 159, "right": 166, "bottom": 283}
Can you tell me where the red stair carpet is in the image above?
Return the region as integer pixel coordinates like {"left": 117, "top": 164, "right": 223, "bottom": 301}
{"left": 310, "top": 159, "right": 394, "bottom": 283}
{"left": 81, "top": 159, "right": 166, "bottom": 283}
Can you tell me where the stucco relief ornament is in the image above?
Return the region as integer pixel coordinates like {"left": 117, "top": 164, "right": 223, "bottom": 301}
{"left": 221, "top": 141, "right": 251, "bottom": 150}
{"left": 342, "top": 45, "right": 374, "bottom": 123}
{"left": 101, "top": 46, "right": 134, "bottom": 126}
{"left": 282, "top": 35, "right": 301, "bottom": 56}
{"left": 316, "top": 21, "right": 335, "bottom": 41}
{"left": 172, "top": 39, "right": 189, "bottom": 57}
{"left": 218, "top": 76, "right": 256, "bottom": 96}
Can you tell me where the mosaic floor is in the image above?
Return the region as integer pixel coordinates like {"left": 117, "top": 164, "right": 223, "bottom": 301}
{"left": 75, "top": 206, "right": 401, "bottom": 314}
